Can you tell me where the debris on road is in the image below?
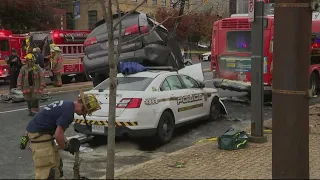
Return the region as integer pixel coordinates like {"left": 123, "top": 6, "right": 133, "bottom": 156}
{"left": 172, "top": 160, "right": 186, "bottom": 168}
{"left": 0, "top": 88, "right": 51, "bottom": 103}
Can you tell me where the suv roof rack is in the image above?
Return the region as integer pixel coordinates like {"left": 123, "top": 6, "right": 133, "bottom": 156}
{"left": 145, "top": 66, "right": 178, "bottom": 71}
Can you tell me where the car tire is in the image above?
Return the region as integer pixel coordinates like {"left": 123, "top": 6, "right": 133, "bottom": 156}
{"left": 87, "top": 135, "right": 108, "bottom": 146}
{"left": 93, "top": 73, "right": 108, "bottom": 87}
{"left": 310, "top": 72, "right": 319, "bottom": 96}
{"left": 155, "top": 111, "right": 175, "bottom": 144}
{"left": 208, "top": 96, "right": 221, "bottom": 121}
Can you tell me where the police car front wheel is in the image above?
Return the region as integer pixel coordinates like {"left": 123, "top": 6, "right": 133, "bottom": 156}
{"left": 155, "top": 111, "right": 175, "bottom": 144}
{"left": 209, "top": 97, "right": 221, "bottom": 121}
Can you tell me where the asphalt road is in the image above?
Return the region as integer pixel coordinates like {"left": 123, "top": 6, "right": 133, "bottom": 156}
{"left": 0, "top": 60, "right": 270, "bottom": 179}
{"left": 1, "top": 60, "right": 320, "bottom": 178}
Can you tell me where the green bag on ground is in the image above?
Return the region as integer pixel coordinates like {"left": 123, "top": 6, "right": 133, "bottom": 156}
{"left": 218, "top": 128, "right": 248, "bottom": 150}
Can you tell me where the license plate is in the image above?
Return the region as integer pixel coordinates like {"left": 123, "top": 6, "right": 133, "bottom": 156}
{"left": 92, "top": 125, "right": 105, "bottom": 134}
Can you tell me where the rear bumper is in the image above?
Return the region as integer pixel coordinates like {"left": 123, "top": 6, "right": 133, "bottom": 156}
{"left": 73, "top": 123, "right": 157, "bottom": 138}
{"left": 213, "top": 78, "right": 272, "bottom": 92}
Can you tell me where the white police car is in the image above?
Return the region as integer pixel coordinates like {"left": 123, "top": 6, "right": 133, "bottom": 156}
{"left": 73, "top": 64, "right": 227, "bottom": 144}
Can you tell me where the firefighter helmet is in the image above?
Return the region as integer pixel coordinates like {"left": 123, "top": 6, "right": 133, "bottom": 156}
{"left": 53, "top": 46, "right": 61, "bottom": 52}
{"left": 25, "top": 53, "right": 35, "bottom": 61}
{"left": 50, "top": 43, "right": 56, "bottom": 49}
{"left": 79, "top": 91, "right": 101, "bottom": 115}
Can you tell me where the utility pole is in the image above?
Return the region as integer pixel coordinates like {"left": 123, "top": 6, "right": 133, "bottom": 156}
{"left": 249, "top": 0, "right": 266, "bottom": 143}
{"left": 272, "top": 0, "right": 311, "bottom": 179}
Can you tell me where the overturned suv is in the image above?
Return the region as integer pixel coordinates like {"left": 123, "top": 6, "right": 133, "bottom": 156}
{"left": 83, "top": 11, "right": 184, "bottom": 86}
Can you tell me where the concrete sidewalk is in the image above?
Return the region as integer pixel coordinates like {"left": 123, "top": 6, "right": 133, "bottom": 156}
{"left": 109, "top": 104, "right": 320, "bottom": 179}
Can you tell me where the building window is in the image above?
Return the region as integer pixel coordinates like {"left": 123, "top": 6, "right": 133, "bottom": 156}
{"left": 171, "top": 0, "right": 177, "bottom": 7}
{"left": 88, "top": 10, "right": 98, "bottom": 30}
{"left": 152, "top": 0, "right": 157, "bottom": 5}
{"left": 161, "top": 0, "right": 166, "bottom": 6}
{"left": 66, "top": 12, "right": 74, "bottom": 30}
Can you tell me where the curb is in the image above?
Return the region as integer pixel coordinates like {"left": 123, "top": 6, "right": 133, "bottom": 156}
{"left": 0, "top": 82, "right": 93, "bottom": 95}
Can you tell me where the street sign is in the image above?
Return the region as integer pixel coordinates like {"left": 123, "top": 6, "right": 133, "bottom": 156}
{"left": 73, "top": 0, "right": 80, "bottom": 20}
{"left": 248, "top": 0, "right": 255, "bottom": 22}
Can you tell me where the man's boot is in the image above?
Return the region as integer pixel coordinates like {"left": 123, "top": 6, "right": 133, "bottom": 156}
{"left": 26, "top": 100, "right": 33, "bottom": 116}
{"left": 30, "top": 99, "right": 38, "bottom": 116}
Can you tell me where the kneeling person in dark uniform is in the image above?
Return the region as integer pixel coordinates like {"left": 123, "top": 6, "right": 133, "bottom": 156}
{"left": 23, "top": 92, "right": 101, "bottom": 179}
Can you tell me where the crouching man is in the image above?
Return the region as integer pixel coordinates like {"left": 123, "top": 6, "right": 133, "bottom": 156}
{"left": 25, "top": 92, "right": 101, "bottom": 179}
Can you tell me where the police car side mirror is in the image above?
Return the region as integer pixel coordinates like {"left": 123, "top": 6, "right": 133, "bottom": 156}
{"left": 199, "top": 82, "right": 206, "bottom": 88}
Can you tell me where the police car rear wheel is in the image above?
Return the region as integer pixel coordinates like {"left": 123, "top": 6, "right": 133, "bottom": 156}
{"left": 310, "top": 72, "right": 319, "bottom": 96}
{"left": 155, "top": 111, "right": 174, "bottom": 144}
{"left": 209, "top": 97, "right": 220, "bottom": 121}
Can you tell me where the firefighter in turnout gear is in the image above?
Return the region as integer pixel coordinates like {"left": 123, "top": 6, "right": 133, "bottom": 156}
{"left": 50, "top": 46, "right": 63, "bottom": 87}
{"left": 17, "top": 53, "right": 45, "bottom": 116}
{"left": 23, "top": 92, "right": 101, "bottom": 179}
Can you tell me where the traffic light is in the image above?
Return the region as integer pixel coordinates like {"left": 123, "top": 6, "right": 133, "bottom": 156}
{"left": 311, "top": 0, "right": 320, "bottom": 11}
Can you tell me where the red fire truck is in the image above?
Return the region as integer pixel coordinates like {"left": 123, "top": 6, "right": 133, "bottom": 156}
{"left": 0, "top": 30, "right": 26, "bottom": 81}
{"left": 28, "top": 29, "right": 91, "bottom": 84}
{"left": 211, "top": 13, "right": 320, "bottom": 97}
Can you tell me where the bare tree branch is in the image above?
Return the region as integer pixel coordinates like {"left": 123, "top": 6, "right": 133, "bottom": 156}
{"left": 85, "top": 0, "right": 99, "bottom": 11}
{"left": 113, "top": 0, "right": 147, "bottom": 29}
{"left": 171, "top": 0, "right": 186, "bottom": 36}
{"left": 121, "top": 1, "right": 205, "bottom": 45}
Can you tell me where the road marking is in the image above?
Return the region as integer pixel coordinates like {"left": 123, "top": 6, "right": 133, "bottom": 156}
{"left": 204, "top": 79, "right": 213, "bottom": 82}
{"left": 0, "top": 105, "right": 46, "bottom": 114}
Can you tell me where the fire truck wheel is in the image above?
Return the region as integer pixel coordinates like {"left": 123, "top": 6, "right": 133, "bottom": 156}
{"left": 75, "top": 74, "right": 87, "bottom": 82}
{"left": 310, "top": 72, "right": 319, "bottom": 96}
{"left": 62, "top": 76, "right": 73, "bottom": 84}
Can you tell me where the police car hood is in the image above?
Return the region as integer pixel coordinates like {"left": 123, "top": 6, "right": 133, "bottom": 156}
{"left": 178, "top": 63, "right": 204, "bottom": 82}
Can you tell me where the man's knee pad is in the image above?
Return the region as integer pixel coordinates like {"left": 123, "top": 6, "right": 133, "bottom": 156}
{"left": 48, "top": 167, "right": 55, "bottom": 179}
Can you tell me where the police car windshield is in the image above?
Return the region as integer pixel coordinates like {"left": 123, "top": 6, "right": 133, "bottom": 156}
{"left": 94, "top": 77, "right": 154, "bottom": 91}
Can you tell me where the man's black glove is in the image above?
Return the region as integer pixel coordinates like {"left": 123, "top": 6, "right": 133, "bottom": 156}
{"left": 64, "top": 138, "right": 81, "bottom": 155}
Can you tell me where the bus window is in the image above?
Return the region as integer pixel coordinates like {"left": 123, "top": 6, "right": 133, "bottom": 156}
{"left": 226, "top": 31, "right": 251, "bottom": 52}
{"left": 0, "top": 40, "right": 9, "bottom": 51}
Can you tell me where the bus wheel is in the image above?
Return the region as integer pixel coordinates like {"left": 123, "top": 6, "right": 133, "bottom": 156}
{"left": 310, "top": 72, "right": 319, "bottom": 96}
